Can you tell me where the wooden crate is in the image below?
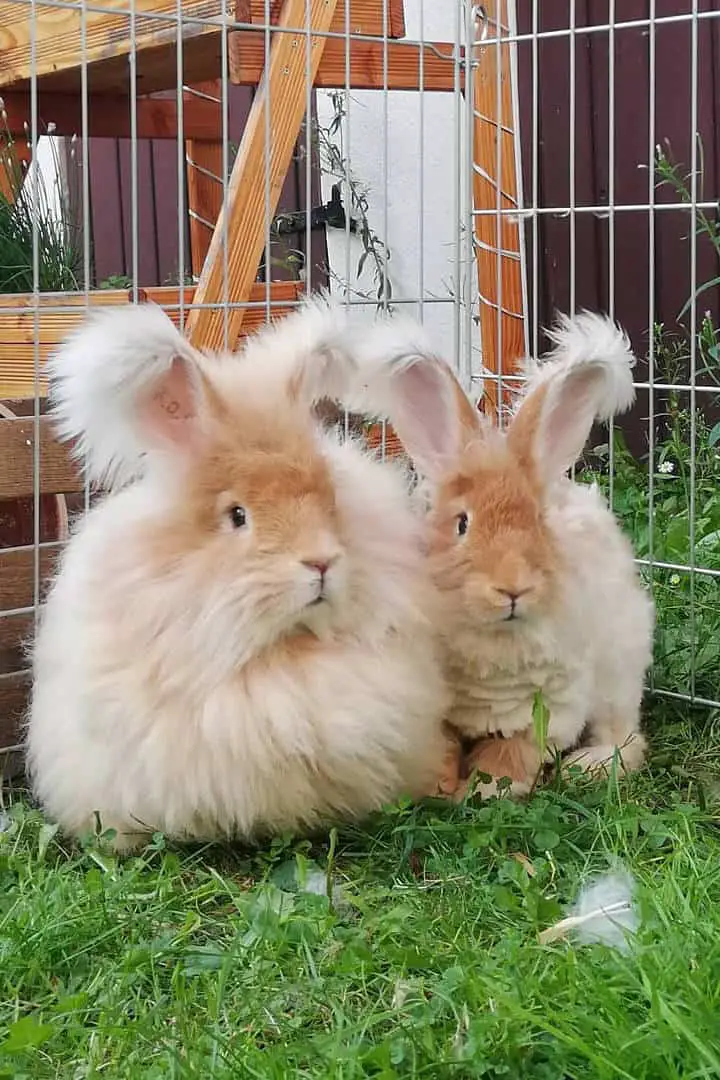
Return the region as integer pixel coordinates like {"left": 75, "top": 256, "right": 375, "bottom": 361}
{"left": 0, "top": 281, "right": 303, "bottom": 400}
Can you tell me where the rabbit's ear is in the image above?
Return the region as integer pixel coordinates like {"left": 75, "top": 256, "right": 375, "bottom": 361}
{"left": 380, "top": 354, "right": 483, "bottom": 480}
{"left": 48, "top": 303, "right": 210, "bottom": 490}
{"left": 507, "top": 309, "right": 636, "bottom": 481}
{"left": 507, "top": 364, "right": 612, "bottom": 480}
{"left": 344, "top": 317, "right": 483, "bottom": 480}
{"left": 136, "top": 355, "right": 219, "bottom": 451}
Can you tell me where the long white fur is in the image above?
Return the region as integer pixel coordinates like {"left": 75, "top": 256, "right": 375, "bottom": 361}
{"left": 522, "top": 309, "right": 637, "bottom": 421}
{"left": 47, "top": 304, "right": 200, "bottom": 491}
{"left": 27, "top": 299, "right": 450, "bottom": 851}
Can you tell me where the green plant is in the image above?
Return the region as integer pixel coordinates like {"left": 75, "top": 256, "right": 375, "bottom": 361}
{"left": 98, "top": 274, "right": 133, "bottom": 290}
{"left": 314, "top": 92, "right": 393, "bottom": 310}
{"left": 581, "top": 320, "right": 720, "bottom": 703}
{"left": 655, "top": 141, "right": 720, "bottom": 320}
{"left": 0, "top": 109, "right": 82, "bottom": 292}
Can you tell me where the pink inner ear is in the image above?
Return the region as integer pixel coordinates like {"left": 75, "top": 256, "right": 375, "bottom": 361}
{"left": 392, "top": 361, "right": 460, "bottom": 478}
{"left": 139, "top": 356, "right": 199, "bottom": 448}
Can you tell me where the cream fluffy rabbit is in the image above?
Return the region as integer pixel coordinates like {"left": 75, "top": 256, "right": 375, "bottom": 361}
{"left": 350, "top": 311, "right": 654, "bottom": 797}
{"left": 26, "top": 297, "right": 450, "bottom": 851}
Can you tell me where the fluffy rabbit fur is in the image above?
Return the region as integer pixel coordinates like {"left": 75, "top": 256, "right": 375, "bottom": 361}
{"left": 26, "top": 297, "right": 450, "bottom": 851}
{"left": 348, "top": 310, "right": 654, "bottom": 797}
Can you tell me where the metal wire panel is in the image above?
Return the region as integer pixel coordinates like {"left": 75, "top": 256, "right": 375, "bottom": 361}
{"left": 0, "top": 0, "right": 718, "bottom": 766}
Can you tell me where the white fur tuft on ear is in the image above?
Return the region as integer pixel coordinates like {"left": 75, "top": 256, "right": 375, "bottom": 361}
{"left": 531, "top": 310, "right": 636, "bottom": 420}
{"left": 48, "top": 303, "right": 201, "bottom": 490}
{"left": 240, "top": 290, "right": 363, "bottom": 406}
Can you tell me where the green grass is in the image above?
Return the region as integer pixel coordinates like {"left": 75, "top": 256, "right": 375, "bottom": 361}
{"left": 1, "top": 699, "right": 719, "bottom": 1079}
{"left": 2, "top": 145, "right": 719, "bottom": 1078}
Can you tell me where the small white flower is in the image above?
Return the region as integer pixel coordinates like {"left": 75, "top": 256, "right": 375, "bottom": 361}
{"left": 670, "top": 573, "right": 681, "bottom": 586}
{"left": 658, "top": 461, "right": 675, "bottom": 474}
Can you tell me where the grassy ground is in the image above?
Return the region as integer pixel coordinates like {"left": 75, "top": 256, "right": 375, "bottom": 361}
{"left": 1, "top": 697, "right": 719, "bottom": 1079}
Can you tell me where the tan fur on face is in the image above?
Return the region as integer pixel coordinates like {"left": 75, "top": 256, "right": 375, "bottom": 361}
{"left": 428, "top": 436, "right": 560, "bottom": 626}
{"left": 156, "top": 414, "right": 340, "bottom": 559}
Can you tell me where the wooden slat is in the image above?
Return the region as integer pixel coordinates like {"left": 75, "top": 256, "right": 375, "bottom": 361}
{"left": 188, "top": 0, "right": 340, "bottom": 352}
{"left": 4, "top": 33, "right": 224, "bottom": 98}
{"left": 0, "top": 612, "right": 32, "bottom": 676}
{"left": 186, "top": 132, "right": 225, "bottom": 278}
{"left": 0, "top": 0, "right": 223, "bottom": 89}
{"left": 0, "top": 671, "right": 29, "bottom": 763}
{"left": 245, "top": 0, "right": 405, "bottom": 37}
{"left": 229, "top": 31, "right": 460, "bottom": 92}
{"left": 1, "top": 90, "right": 222, "bottom": 141}
{"left": 472, "top": 1, "right": 526, "bottom": 419}
{"left": 0, "top": 418, "right": 81, "bottom": 500}
{"left": 0, "top": 282, "right": 303, "bottom": 399}
{"left": 0, "top": 545, "right": 62, "bottom": 612}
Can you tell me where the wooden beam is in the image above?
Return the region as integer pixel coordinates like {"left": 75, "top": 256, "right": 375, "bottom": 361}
{"left": 0, "top": 90, "right": 222, "bottom": 141}
{"left": 244, "top": 0, "right": 405, "bottom": 38}
{"left": 185, "top": 84, "right": 226, "bottom": 278}
{"left": 0, "top": 670, "right": 30, "bottom": 767}
{"left": 0, "top": 545, "right": 62, "bottom": 612}
{"left": 188, "top": 0, "right": 339, "bottom": 352}
{"left": 0, "top": 418, "right": 81, "bottom": 500}
{"left": 187, "top": 139, "right": 225, "bottom": 277}
{"left": 0, "top": 282, "right": 302, "bottom": 400}
{"left": 0, "top": 0, "right": 223, "bottom": 89}
{"left": 0, "top": 138, "right": 30, "bottom": 204}
{"left": 0, "top": 612, "right": 32, "bottom": 676}
{"left": 472, "top": 1, "right": 525, "bottom": 420}
{"left": 229, "top": 31, "right": 460, "bottom": 91}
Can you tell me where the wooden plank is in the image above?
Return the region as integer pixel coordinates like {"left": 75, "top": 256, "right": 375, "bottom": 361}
{"left": 0, "top": 281, "right": 301, "bottom": 310}
{"left": 0, "top": 418, "right": 81, "bottom": 500}
{"left": 186, "top": 137, "right": 225, "bottom": 278}
{"left": 188, "top": 0, "right": 340, "bottom": 352}
{"left": 0, "top": 0, "right": 223, "bottom": 89}
{"left": 0, "top": 282, "right": 303, "bottom": 399}
{"left": 0, "top": 545, "right": 62, "bottom": 612}
{"left": 229, "top": 31, "right": 460, "bottom": 91}
{"left": 0, "top": 612, "right": 32, "bottom": 676}
{"left": 0, "top": 671, "right": 29, "bottom": 762}
{"left": 1, "top": 90, "right": 222, "bottom": 141}
{"left": 472, "top": 1, "right": 525, "bottom": 420}
{"left": 246, "top": 0, "right": 405, "bottom": 37}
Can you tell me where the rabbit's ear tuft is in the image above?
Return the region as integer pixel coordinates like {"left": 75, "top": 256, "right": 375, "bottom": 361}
{"left": 507, "top": 310, "right": 636, "bottom": 481}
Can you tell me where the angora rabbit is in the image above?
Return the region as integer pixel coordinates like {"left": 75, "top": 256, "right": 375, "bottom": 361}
{"left": 26, "top": 298, "right": 450, "bottom": 850}
{"left": 347, "top": 311, "right": 654, "bottom": 797}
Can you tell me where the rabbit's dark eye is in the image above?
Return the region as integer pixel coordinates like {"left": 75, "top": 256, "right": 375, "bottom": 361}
{"left": 229, "top": 505, "right": 247, "bottom": 529}
{"left": 457, "top": 512, "right": 469, "bottom": 537}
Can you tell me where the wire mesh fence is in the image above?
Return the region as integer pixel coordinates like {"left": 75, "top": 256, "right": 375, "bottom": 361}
{"left": 0, "top": 0, "right": 718, "bottom": 768}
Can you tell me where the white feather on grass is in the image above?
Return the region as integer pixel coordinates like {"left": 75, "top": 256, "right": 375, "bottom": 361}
{"left": 539, "top": 869, "right": 638, "bottom": 951}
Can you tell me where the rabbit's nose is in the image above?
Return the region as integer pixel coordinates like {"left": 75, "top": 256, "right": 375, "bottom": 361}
{"left": 496, "top": 587, "right": 530, "bottom": 602}
{"left": 302, "top": 557, "right": 337, "bottom": 581}
{"left": 495, "top": 586, "right": 533, "bottom": 615}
